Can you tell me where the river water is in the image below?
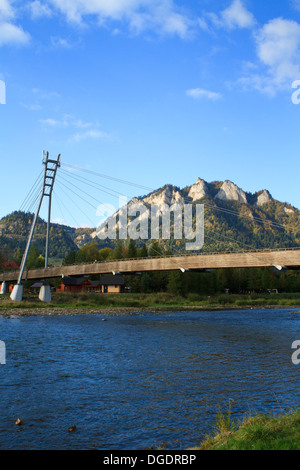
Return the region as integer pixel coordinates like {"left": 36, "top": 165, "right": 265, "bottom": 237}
{"left": 0, "top": 308, "right": 300, "bottom": 450}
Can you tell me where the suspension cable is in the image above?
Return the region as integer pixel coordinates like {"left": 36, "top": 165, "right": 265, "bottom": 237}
{"left": 19, "top": 170, "right": 44, "bottom": 212}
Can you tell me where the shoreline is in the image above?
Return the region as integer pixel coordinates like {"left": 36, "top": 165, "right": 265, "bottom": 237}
{"left": 1, "top": 304, "right": 300, "bottom": 318}
{"left": 191, "top": 409, "right": 300, "bottom": 450}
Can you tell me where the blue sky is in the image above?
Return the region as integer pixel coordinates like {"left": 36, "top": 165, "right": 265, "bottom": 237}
{"left": 0, "top": 0, "right": 300, "bottom": 227}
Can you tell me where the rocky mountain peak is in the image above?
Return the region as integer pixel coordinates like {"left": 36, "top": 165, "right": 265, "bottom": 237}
{"left": 187, "top": 177, "right": 208, "bottom": 201}
{"left": 144, "top": 185, "right": 184, "bottom": 206}
{"left": 215, "top": 180, "right": 248, "bottom": 203}
{"left": 256, "top": 190, "right": 272, "bottom": 206}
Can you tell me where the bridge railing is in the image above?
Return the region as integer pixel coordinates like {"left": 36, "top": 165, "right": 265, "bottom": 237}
{"left": 57, "top": 245, "right": 300, "bottom": 266}
{"left": 1, "top": 246, "right": 300, "bottom": 280}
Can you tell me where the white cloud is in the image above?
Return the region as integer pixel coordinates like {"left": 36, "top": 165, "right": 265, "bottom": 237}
{"left": 39, "top": 113, "right": 110, "bottom": 141}
{"left": 0, "top": 1, "right": 30, "bottom": 46}
{"left": 198, "top": 17, "right": 211, "bottom": 33}
{"left": 256, "top": 18, "right": 300, "bottom": 80}
{"left": 0, "top": 0, "right": 14, "bottom": 21}
{"left": 28, "top": 1, "right": 53, "bottom": 19}
{"left": 71, "top": 129, "right": 110, "bottom": 142}
{"left": 33, "top": 88, "right": 60, "bottom": 99}
{"left": 292, "top": 0, "right": 300, "bottom": 11}
{"left": 46, "top": 0, "right": 192, "bottom": 37}
{"left": 220, "top": 0, "right": 255, "bottom": 29}
{"left": 39, "top": 114, "right": 92, "bottom": 128}
{"left": 21, "top": 102, "right": 42, "bottom": 111}
{"left": 203, "top": 0, "right": 255, "bottom": 31}
{"left": 39, "top": 117, "right": 60, "bottom": 126}
{"left": 0, "top": 22, "right": 30, "bottom": 46}
{"left": 240, "top": 18, "right": 300, "bottom": 95}
{"left": 51, "top": 36, "right": 72, "bottom": 48}
{"left": 186, "top": 88, "right": 222, "bottom": 101}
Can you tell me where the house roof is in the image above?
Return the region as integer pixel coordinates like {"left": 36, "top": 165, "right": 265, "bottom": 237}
{"left": 31, "top": 282, "right": 43, "bottom": 288}
{"left": 62, "top": 276, "right": 88, "bottom": 286}
{"left": 89, "top": 281, "right": 101, "bottom": 287}
{"left": 31, "top": 282, "right": 54, "bottom": 288}
{"left": 99, "top": 275, "right": 125, "bottom": 286}
{"left": 61, "top": 275, "right": 124, "bottom": 287}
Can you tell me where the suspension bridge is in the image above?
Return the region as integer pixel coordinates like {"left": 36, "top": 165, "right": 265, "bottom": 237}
{"left": 0, "top": 152, "right": 299, "bottom": 302}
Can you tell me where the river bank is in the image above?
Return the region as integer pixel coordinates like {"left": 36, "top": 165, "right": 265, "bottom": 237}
{"left": 2, "top": 305, "right": 299, "bottom": 318}
{"left": 192, "top": 408, "right": 300, "bottom": 450}
{"left": 0, "top": 291, "right": 300, "bottom": 317}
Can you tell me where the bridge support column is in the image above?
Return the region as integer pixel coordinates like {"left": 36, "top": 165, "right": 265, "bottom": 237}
{"left": 39, "top": 285, "right": 51, "bottom": 303}
{"left": 0, "top": 281, "right": 6, "bottom": 295}
{"left": 10, "top": 284, "right": 23, "bottom": 302}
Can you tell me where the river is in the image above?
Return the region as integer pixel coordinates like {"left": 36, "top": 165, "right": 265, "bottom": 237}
{"left": 0, "top": 308, "right": 299, "bottom": 449}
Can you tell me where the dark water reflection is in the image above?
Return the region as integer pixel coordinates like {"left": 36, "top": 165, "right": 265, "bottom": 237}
{"left": 0, "top": 309, "right": 300, "bottom": 449}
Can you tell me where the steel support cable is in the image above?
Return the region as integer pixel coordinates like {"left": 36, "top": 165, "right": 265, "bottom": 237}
{"left": 144, "top": 216, "right": 287, "bottom": 269}
{"left": 18, "top": 191, "right": 44, "bottom": 254}
{"left": 59, "top": 168, "right": 125, "bottom": 199}
{"left": 25, "top": 183, "right": 44, "bottom": 214}
{"left": 55, "top": 183, "right": 298, "bottom": 268}
{"left": 27, "top": 188, "right": 43, "bottom": 215}
{"left": 19, "top": 169, "right": 43, "bottom": 211}
{"left": 62, "top": 162, "right": 292, "bottom": 229}
{"left": 62, "top": 162, "right": 292, "bottom": 233}
{"left": 19, "top": 170, "right": 44, "bottom": 212}
{"left": 61, "top": 161, "right": 297, "bottom": 234}
{"left": 203, "top": 202, "right": 286, "bottom": 230}
{"left": 58, "top": 163, "right": 299, "bottom": 262}
{"left": 56, "top": 174, "right": 105, "bottom": 208}
{"left": 201, "top": 230, "right": 286, "bottom": 268}
{"left": 61, "top": 162, "right": 154, "bottom": 192}
{"left": 54, "top": 181, "right": 98, "bottom": 228}
{"left": 53, "top": 191, "right": 82, "bottom": 229}
{"left": 147, "top": 234, "right": 288, "bottom": 272}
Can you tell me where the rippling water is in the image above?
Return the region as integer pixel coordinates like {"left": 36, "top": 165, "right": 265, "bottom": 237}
{"left": 0, "top": 308, "right": 300, "bottom": 450}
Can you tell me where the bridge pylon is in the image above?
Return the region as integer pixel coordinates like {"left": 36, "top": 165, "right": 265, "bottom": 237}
{"left": 0, "top": 281, "right": 6, "bottom": 295}
{"left": 10, "top": 151, "right": 61, "bottom": 302}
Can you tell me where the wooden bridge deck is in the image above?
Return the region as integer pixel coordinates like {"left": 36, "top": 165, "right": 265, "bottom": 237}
{"left": 1, "top": 248, "right": 300, "bottom": 283}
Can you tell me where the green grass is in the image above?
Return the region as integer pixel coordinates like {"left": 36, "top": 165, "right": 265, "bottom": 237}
{"left": 0, "top": 292, "right": 300, "bottom": 311}
{"left": 192, "top": 408, "right": 300, "bottom": 450}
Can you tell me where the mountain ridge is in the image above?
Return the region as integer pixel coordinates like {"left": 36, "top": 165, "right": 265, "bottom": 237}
{"left": 0, "top": 177, "right": 299, "bottom": 260}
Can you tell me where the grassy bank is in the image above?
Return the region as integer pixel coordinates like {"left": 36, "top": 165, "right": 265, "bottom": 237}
{"left": 1, "top": 292, "right": 300, "bottom": 312}
{"left": 192, "top": 408, "right": 300, "bottom": 450}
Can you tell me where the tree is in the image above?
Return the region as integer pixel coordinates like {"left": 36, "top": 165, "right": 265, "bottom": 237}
{"left": 140, "top": 273, "right": 153, "bottom": 293}
{"left": 99, "top": 247, "right": 114, "bottom": 261}
{"left": 167, "top": 271, "right": 186, "bottom": 295}
{"left": 63, "top": 250, "right": 77, "bottom": 266}
{"left": 13, "top": 247, "right": 23, "bottom": 266}
{"left": 26, "top": 245, "right": 44, "bottom": 270}
{"left": 165, "top": 250, "right": 173, "bottom": 257}
{"left": 76, "top": 243, "right": 100, "bottom": 263}
{"left": 127, "top": 239, "right": 137, "bottom": 259}
{"left": 0, "top": 252, "right": 4, "bottom": 270}
{"left": 114, "top": 240, "right": 124, "bottom": 259}
{"left": 137, "top": 243, "right": 148, "bottom": 258}
{"left": 148, "top": 241, "right": 162, "bottom": 257}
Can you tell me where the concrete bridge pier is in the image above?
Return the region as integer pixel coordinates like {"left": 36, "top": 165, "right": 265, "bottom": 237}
{"left": 0, "top": 281, "right": 6, "bottom": 295}
{"left": 39, "top": 285, "right": 51, "bottom": 303}
{"left": 10, "top": 284, "right": 23, "bottom": 302}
